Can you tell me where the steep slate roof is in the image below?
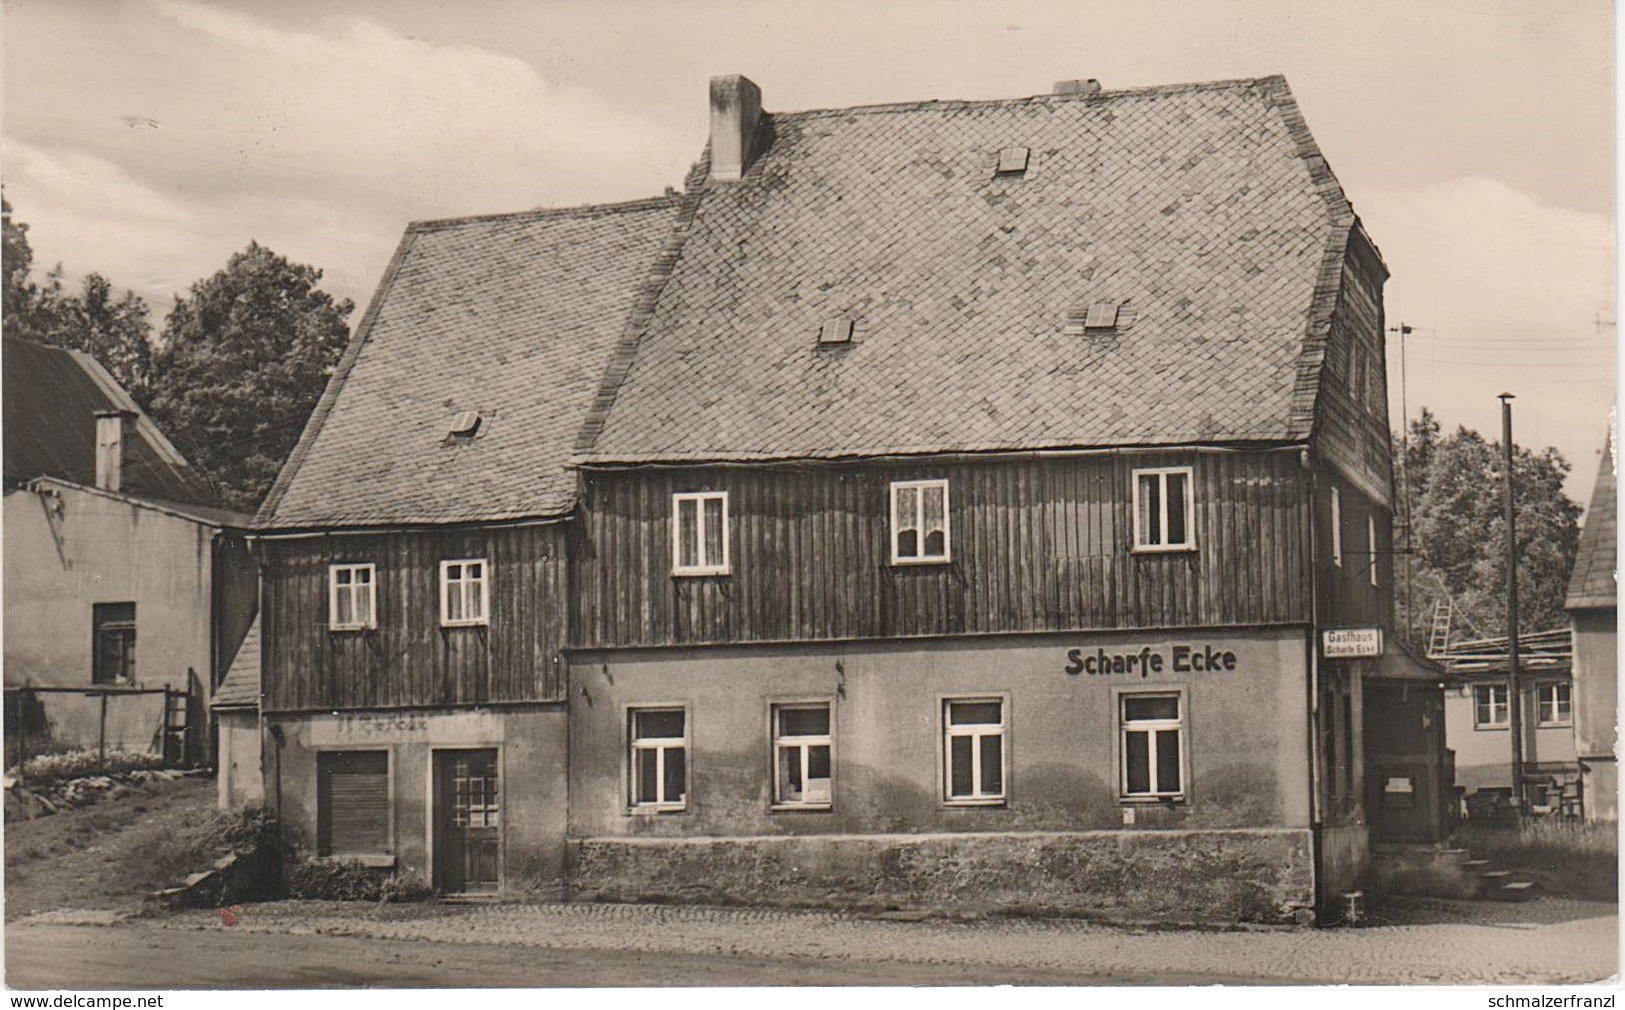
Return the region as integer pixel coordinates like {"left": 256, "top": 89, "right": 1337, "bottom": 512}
{"left": 260, "top": 197, "right": 681, "bottom": 527}
{"left": 2, "top": 337, "right": 222, "bottom": 509}
{"left": 212, "top": 614, "right": 261, "bottom": 710}
{"left": 579, "top": 76, "right": 1364, "bottom": 464}
{"left": 1566, "top": 425, "right": 1616, "bottom": 611}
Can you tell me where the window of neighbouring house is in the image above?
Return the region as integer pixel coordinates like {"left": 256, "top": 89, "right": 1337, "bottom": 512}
{"left": 1474, "top": 684, "right": 1510, "bottom": 728}
{"left": 672, "top": 491, "right": 730, "bottom": 575}
{"left": 92, "top": 602, "right": 136, "bottom": 685}
{"left": 317, "top": 750, "right": 390, "bottom": 857}
{"left": 943, "top": 697, "right": 1005, "bottom": 804}
{"left": 1121, "top": 692, "right": 1185, "bottom": 800}
{"left": 440, "top": 559, "right": 489, "bottom": 627}
{"left": 1367, "top": 513, "right": 1380, "bottom": 587}
{"left": 891, "top": 479, "right": 950, "bottom": 564}
{"left": 1330, "top": 486, "right": 1343, "bottom": 567}
{"left": 1132, "top": 466, "right": 1195, "bottom": 551}
{"left": 629, "top": 707, "right": 688, "bottom": 811}
{"left": 1537, "top": 682, "right": 1572, "bottom": 726}
{"left": 772, "top": 702, "right": 833, "bottom": 809}
{"left": 329, "top": 563, "right": 376, "bottom": 631}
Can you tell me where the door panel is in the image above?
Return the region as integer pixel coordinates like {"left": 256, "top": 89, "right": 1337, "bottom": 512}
{"left": 434, "top": 749, "right": 500, "bottom": 894}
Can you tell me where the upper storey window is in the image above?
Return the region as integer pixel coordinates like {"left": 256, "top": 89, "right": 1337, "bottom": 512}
{"left": 329, "top": 563, "right": 376, "bottom": 631}
{"left": 672, "top": 491, "right": 730, "bottom": 576}
{"left": 891, "top": 479, "right": 950, "bottom": 564}
{"left": 1132, "top": 467, "right": 1195, "bottom": 552}
{"left": 440, "top": 559, "right": 489, "bottom": 627}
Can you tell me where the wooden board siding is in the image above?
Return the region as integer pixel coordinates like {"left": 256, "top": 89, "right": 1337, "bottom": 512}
{"left": 575, "top": 451, "right": 1314, "bottom": 649}
{"left": 1314, "top": 233, "right": 1393, "bottom": 507}
{"left": 261, "top": 525, "right": 568, "bottom": 711}
{"left": 1317, "top": 469, "right": 1393, "bottom": 631}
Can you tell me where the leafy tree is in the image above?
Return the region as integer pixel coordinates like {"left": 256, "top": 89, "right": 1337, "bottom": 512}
{"left": 1394, "top": 409, "right": 1582, "bottom": 652}
{"left": 3, "top": 196, "right": 155, "bottom": 397}
{"left": 147, "top": 242, "right": 353, "bottom": 511}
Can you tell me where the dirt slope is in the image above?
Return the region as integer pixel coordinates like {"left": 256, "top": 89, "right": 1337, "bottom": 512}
{"left": 4, "top": 773, "right": 219, "bottom": 919}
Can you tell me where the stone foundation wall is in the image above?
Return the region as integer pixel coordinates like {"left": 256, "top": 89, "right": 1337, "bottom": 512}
{"left": 571, "top": 828, "right": 1315, "bottom": 924}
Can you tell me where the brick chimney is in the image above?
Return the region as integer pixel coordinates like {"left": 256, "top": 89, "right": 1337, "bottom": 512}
{"left": 94, "top": 410, "right": 136, "bottom": 492}
{"left": 709, "top": 74, "right": 762, "bottom": 182}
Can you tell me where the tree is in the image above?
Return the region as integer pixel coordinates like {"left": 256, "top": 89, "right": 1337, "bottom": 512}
{"left": 3, "top": 196, "right": 155, "bottom": 398}
{"left": 1394, "top": 409, "right": 1582, "bottom": 652}
{"left": 147, "top": 242, "right": 354, "bottom": 511}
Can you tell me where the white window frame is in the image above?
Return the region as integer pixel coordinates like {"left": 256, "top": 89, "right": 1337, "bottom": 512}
{"left": 1367, "top": 514, "right": 1379, "bottom": 587}
{"left": 891, "top": 479, "right": 951, "bottom": 564}
{"left": 439, "top": 558, "right": 490, "bottom": 627}
{"left": 1119, "top": 690, "right": 1187, "bottom": 802}
{"left": 671, "top": 491, "right": 731, "bottom": 576}
{"left": 328, "top": 563, "right": 377, "bottom": 631}
{"left": 628, "top": 706, "right": 689, "bottom": 813}
{"left": 1131, "top": 466, "right": 1196, "bottom": 552}
{"left": 1473, "top": 683, "right": 1510, "bottom": 729}
{"left": 1536, "top": 682, "right": 1572, "bottom": 727}
{"left": 941, "top": 696, "right": 1007, "bottom": 805}
{"left": 1330, "top": 486, "right": 1343, "bottom": 567}
{"left": 770, "top": 701, "right": 834, "bottom": 810}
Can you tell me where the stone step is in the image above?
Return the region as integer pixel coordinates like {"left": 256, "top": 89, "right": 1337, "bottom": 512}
{"left": 1459, "top": 859, "right": 1491, "bottom": 872}
{"left": 1496, "top": 880, "right": 1538, "bottom": 902}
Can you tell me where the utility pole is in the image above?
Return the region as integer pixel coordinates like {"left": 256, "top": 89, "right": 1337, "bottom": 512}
{"left": 1392, "top": 323, "right": 1414, "bottom": 637}
{"left": 1499, "top": 392, "right": 1524, "bottom": 810}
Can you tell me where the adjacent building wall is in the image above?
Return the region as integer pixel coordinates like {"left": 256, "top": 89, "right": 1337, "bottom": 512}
{"left": 1444, "top": 680, "right": 1579, "bottom": 794}
{"left": 1571, "top": 609, "right": 1618, "bottom": 820}
{"left": 3, "top": 484, "right": 215, "bottom": 692}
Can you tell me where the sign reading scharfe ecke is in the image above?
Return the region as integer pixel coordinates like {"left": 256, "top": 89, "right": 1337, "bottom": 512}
{"left": 1063, "top": 644, "right": 1238, "bottom": 677}
{"left": 1321, "top": 627, "right": 1384, "bottom": 659}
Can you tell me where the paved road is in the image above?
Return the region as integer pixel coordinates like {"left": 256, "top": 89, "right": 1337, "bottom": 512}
{"left": 7, "top": 896, "right": 1618, "bottom": 989}
{"left": 4, "top": 922, "right": 1277, "bottom": 988}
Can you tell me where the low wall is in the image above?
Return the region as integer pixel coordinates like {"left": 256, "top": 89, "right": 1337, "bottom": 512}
{"left": 571, "top": 828, "right": 1315, "bottom": 924}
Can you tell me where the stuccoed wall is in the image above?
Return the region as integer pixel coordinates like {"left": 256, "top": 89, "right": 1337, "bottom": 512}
{"left": 571, "top": 828, "right": 1315, "bottom": 924}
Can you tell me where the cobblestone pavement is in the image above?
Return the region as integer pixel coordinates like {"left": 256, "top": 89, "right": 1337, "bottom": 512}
{"left": 44, "top": 896, "right": 1609, "bottom": 986}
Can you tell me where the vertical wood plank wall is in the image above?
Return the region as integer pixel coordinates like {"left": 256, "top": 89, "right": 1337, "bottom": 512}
{"left": 262, "top": 525, "right": 569, "bottom": 711}
{"left": 575, "top": 451, "right": 1316, "bottom": 649}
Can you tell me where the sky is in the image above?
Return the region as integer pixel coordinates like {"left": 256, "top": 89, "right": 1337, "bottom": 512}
{"left": 1, "top": 0, "right": 1615, "bottom": 505}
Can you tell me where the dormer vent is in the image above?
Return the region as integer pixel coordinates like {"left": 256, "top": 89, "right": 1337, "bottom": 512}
{"left": 818, "top": 317, "right": 854, "bottom": 345}
{"left": 1085, "top": 301, "right": 1121, "bottom": 330}
{"left": 1066, "top": 300, "right": 1131, "bottom": 336}
{"left": 448, "top": 411, "right": 482, "bottom": 438}
{"left": 995, "top": 147, "right": 1030, "bottom": 176}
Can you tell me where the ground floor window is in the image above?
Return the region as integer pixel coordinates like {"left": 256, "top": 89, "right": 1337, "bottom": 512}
{"left": 772, "top": 702, "right": 832, "bottom": 808}
{"left": 629, "top": 707, "right": 688, "bottom": 811}
{"left": 1121, "top": 692, "right": 1184, "bottom": 799}
{"left": 943, "top": 697, "right": 1005, "bottom": 803}
{"left": 317, "top": 750, "right": 390, "bottom": 856}
{"left": 1474, "top": 684, "right": 1509, "bottom": 728}
{"left": 1536, "top": 682, "right": 1572, "bottom": 726}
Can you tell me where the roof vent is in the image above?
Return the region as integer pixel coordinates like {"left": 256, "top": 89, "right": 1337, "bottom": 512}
{"left": 995, "top": 147, "right": 1030, "bottom": 176}
{"left": 1066, "top": 300, "right": 1135, "bottom": 335}
{"left": 1054, "top": 79, "right": 1102, "bottom": 97}
{"left": 448, "top": 411, "right": 482, "bottom": 438}
{"left": 1084, "top": 301, "right": 1120, "bottom": 330}
{"left": 818, "top": 317, "right": 854, "bottom": 345}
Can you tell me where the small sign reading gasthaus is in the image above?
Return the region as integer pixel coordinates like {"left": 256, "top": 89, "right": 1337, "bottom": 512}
{"left": 1322, "top": 627, "right": 1383, "bottom": 658}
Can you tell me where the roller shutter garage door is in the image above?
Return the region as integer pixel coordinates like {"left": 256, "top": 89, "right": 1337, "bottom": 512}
{"left": 318, "top": 751, "right": 390, "bottom": 855}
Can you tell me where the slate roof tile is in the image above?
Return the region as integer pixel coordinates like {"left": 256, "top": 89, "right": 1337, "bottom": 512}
{"left": 260, "top": 198, "right": 681, "bottom": 527}
{"left": 579, "top": 76, "right": 1360, "bottom": 464}
{"left": 212, "top": 615, "right": 260, "bottom": 710}
{"left": 1566, "top": 424, "right": 1616, "bottom": 611}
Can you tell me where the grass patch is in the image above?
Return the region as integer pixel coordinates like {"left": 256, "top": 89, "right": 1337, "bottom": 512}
{"left": 1455, "top": 818, "right": 1619, "bottom": 901}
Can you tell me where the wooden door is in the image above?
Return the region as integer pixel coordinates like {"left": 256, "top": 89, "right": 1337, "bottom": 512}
{"left": 434, "top": 749, "right": 500, "bottom": 894}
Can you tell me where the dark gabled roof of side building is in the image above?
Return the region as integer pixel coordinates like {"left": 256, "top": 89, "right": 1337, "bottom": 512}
{"left": 577, "top": 76, "right": 1374, "bottom": 465}
{"left": 1566, "top": 423, "right": 1616, "bottom": 612}
{"left": 2, "top": 337, "right": 223, "bottom": 511}
{"left": 258, "top": 196, "right": 682, "bottom": 527}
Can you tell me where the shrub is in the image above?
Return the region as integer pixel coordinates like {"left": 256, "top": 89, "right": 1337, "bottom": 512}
{"left": 1455, "top": 817, "right": 1619, "bottom": 901}
{"left": 286, "top": 859, "right": 433, "bottom": 902}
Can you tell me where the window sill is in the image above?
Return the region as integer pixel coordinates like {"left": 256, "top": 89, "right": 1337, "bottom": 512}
{"left": 1119, "top": 795, "right": 1185, "bottom": 804}
{"left": 890, "top": 556, "right": 952, "bottom": 567}
{"left": 1473, "top": 724, "right": 1510, "bottom": 732}
{"left": 672, "top": 568, "right": 732, "bottom": 578}
{"left": 942, "top": 797, "right": 1006, "bottom": 807}
{"left": 626, "top": 804, "right": 688, "bottom": 816}
{"left": 317, "top": 853, "right": 396, "bottom": 869}
{"left": 329, "top": 625, "right": 376, "bottom": 633}
{"left": 1537, "top": 722, "right": 1573, "bottom": 729}
{"left": 1131, "top": 544, "right": 1197, "bottom": 555}
{"left": 770, "top": 802, "right": 833, "bottom": 813}
{"left": 440, "top": 620, "right": 489, "bottom": 629}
